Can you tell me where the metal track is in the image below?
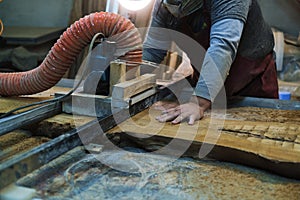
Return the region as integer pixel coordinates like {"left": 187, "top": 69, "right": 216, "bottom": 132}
{"left": 0, "top": 101, "right": 62, "bottom": 136}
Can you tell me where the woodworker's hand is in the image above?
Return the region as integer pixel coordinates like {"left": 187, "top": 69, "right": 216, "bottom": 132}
{"left": 155, "top": 96, "right": 211, "bottom": 125}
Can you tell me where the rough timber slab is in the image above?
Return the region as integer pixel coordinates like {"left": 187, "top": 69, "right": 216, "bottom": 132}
{"left": 107, "top": 106, "right": 300, "bottom": 179}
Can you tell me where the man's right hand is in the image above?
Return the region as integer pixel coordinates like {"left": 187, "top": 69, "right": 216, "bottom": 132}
{"left": 154, "top": 96, "right": 211, "bottom": 125}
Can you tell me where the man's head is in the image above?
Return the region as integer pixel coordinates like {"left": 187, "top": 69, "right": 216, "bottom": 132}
{"left": 162, "top": 0, "right": 203, "bottom": 18}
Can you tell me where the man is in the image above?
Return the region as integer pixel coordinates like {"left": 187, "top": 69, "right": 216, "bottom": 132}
{"left": 142, "top": 0, "right": 279, "bottom": 125}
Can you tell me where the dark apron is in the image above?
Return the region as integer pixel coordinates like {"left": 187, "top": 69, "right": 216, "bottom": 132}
{"left": 180, "top": 3, "right": 279, "bottom": 99}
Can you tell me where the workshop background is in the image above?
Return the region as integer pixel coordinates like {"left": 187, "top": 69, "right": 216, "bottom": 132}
{"left": 1, "top": 0, "right": 300, "bottom": 82}
{"left": 0, "top": 0, "right": 300, "bottom": 83}
{"left": 0, "top": 0, "right": 300, "bottom": 200}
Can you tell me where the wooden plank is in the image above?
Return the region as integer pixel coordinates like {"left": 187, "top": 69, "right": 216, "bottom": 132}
{"left": 111, "top": 88, "right": 157, "bottom": 109}
{"left": 112, "top": 73, "right": 156, "bottom": 100}
{"left": 107, "top": 106, "right": 300, "bottom": 178}
{"left": 55, "top": 91, "right": 112, "bottom": 118}
{"left": 109, "top": 61, "right": 126, "bottom": 96}
{"left": 168, "top": 51, "right": 178, "bottom": 72}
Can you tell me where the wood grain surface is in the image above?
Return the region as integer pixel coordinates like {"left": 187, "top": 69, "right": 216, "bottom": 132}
{"left": 108, "top": 106, "right": 300, "bottom": 163}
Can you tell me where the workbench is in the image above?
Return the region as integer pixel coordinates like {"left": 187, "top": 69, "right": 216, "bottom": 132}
{"left": 0, "top": 82, "right": 300, "bottom": 199}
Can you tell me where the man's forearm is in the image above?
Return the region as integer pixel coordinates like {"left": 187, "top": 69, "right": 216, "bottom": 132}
{"left": 194, "top": 18, "right": 244, "bottom": 102}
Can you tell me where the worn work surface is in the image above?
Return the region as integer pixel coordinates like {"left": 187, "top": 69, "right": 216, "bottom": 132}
{"left": 0, "top": 86, "right": 71, "bottom": 114}
{"left": 17, "top": 147, "right": 300, "bottom": 200}
{"left": 0, "top": 130, "right": 50, "bottom": 162}
{"left": 108, "top": 106, "right": 300, "bottom": 177}
{"left": 0, "top": 86, "right": 94, "bottom": 162}
{"left": 0, "top": 113, "right": 94, "bottom": 163}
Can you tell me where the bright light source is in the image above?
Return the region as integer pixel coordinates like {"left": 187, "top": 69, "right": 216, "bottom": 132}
{"left": 118, "top": 0, "right": 152, "bottom": 11}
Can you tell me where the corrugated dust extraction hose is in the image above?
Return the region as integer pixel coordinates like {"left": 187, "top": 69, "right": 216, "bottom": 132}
{"left": 0, "top": 12, "right": 142, "bottom": 96}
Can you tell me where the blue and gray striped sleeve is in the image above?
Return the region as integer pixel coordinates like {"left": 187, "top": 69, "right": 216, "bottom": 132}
{"left": 194, "top": 18, "right": 244, "bottom": 101}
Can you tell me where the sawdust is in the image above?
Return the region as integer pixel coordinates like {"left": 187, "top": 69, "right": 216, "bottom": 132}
{"left": 216, "top": 107, "right": 300, "bottom": 123}
{"left": 28, "top": 121, "right": 75, "bottom": 138}
{"left": 13, "top": 137, "right": 49, "bottom": 152}
{"left": 0, "top": 130, "right": 31, "bottom": 149}
{"left": 29, "top": 149, "right": 300, "bottom": 200}
{"left": 0, "top": 97, "right": 42, "bottom": 113}
{"left": 25, "top": 114, "right": 93, "bottom": 138}
{"left": 0, "top": 130, "right": 50, "bottom": 161}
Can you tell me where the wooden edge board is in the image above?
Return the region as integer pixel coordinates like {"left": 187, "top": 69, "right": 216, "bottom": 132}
{"left": 112, "top": 74, "right": 156, "bottom": 100}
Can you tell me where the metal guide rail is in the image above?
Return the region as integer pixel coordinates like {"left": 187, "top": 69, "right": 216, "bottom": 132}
{"left": 0, "top": 102, "right": 62, "bottom": 136}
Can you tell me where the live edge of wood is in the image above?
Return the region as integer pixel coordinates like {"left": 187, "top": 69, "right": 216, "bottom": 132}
{"left": 107, "top": 108, "right": 300, "bottom": 179}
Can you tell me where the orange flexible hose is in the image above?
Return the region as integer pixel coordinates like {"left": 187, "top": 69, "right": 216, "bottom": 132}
{"left": 0, "top": 12, "right": 142, "bottom": 96}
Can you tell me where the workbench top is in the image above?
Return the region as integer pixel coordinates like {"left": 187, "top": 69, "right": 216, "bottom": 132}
{"left": 1, "top": 85, "right": 300, "bottom": 199}
{"left": 0, "top": 86, "right": 94, "bottom": 162}
{"left": 0, "top": 86, "right": 71, "bottom": 114}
